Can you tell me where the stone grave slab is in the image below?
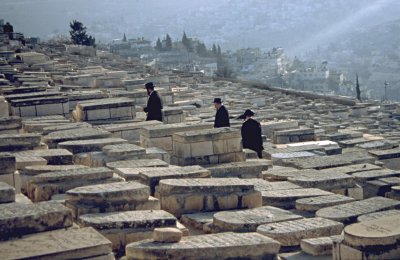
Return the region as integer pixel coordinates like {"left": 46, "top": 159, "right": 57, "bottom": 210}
{"left": 103, "top": 143, "right": 146, "bottom": 159}
{"left": 74, "top": 98, "right": 135, "bottom": 121}
{"left": 106, "top": 159, "right": 169, "bottom": 170}
{"left": 180, "top": 211, "right": 216, "bottom": 232}
{"left": 0, "top": 182, "right": 15, "bottom": 203}
{"left": 27, "top": 167, "right": 115, "bottom": 202}
{"left": 287, "top": 170, "right": 355, "bottom": 190}
{"left": 356, "top": 140, "right": 398, "bottom": 150}
{"left": 316, "top": 197, "right": 400, "bottom": 223}
{"left": 344, "top": 215, "right": 400, "bottom": 248}
{"left": 320, "top": 163, "right": 382, "bottom": 175}
{"left": 114, "top": 166, "right": 180, "bottom": 181}
{"left": 144, "top": 146, "right": 171, "bottom": 164}
{"left": 369, "top": 147, "right": 400, "bottom": 160}
{"left": 42, "top": 122, "right": 92, "bottom": 135}
{"left": 301, "top": 235, "right": 343, "bottom": 256}
{"left": 138, "top": 165, "right": 210, "bottom": 194}
{"left": 125, "top": 232, "right": 281, "bottom": 260}
{"left": 245, "top": 179, "right": 302, "bottom": 192}
{"left": 14, "top": 155, "right": 47, "bottom": 170}
{"left": 0, "top": 152, "right": 15, "bottom": 174}
{"left": 0, "top": 201, "right": 72, "bottom": 239}
{"left": 296, "top": 194, "right": 356, "bottom": 212}
{"left": 351, "top": 169, "right": 400, "bottom": 183}
{"left": 0, "top": 133, "right": 41, "bottom": 151}
{"left": 262, "top": 166, "right": 299, "bottom": 181}
{"left": 158, "top": 178, "right": 261, "bottom": 217}
{"left": 15, "top": 148, "right": 73, "bottom": 165}
{"left": 363, "top": 177, "right": 400, "bottom": 198}
{"left": 261, "top": 188, "right": 333, "bottom": 209}
{"left": 357, "top": 209, "right": 400, "bottom": 222}
{"left": 205, "top": 159, "right": 272, "bottom": 178}
{"left": 257, "top": 217, "right": 344, "bottom": 246}
{"left": 58, "top": 137, "right": 128, "bottom": 154}
{"left": 43, "top": 127, "right": 112, "bottom": 148}
{"left": 98, "top": 120, "right": 163, "bottom": 142}
{"left": 212, "top": 206, "right": 303, "bottom": 232}
{"left": 79, "top": 210, "right": 177, "bottom": 252}
{"left": 0, "top": 227, "right": 112, "bottom": 259}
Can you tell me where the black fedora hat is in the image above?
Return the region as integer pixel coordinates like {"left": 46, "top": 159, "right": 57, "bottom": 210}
{"left": 238, "top": 109, "right": 255, "bottom": 119}
{"left": 145, "top": 82, "right": 155, "bottom": 89}
{"left": 213, "top": 98, "right": 222, "bottom": 104}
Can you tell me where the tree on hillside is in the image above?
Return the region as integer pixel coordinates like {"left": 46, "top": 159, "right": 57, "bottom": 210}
{"left": 69, "top": 20, "right": 95, "bottom": 47}
{"left": 217, "top": 45, "right": 221, "bottom": 57}
{"left": 155, "top": 38, "right": 162, "bottom": 51}
{"left": 165, "top": 34, "right": 172, "bottom": 51}
{"left": 356, "top": 73, "right": 361, "bottom": 101}
{"left": 181, "top": 31, "right": 193, "bottom": 52}
{"left": 123, "top": 33, "right": 127, "bottom": 42}
{"left": 212, "top": 44, "right": 217, "bottom": 55}
{"left": 196, "top": 42, "right": 208, "bottom": 57}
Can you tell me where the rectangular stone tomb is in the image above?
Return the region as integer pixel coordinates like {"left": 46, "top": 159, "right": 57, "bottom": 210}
{"left": 369, "top": 148, "right": 400, "bottom": 160}
{"left": 15, "top": 148, "right": 73, "bottom": 165}
{"left": 296, "top": 194, "right": 356, "bottom": 212}
{"left": 357, "top": 209, "right": 400, "bottom": 222}
{"left": 172, "top": 127, "right": 244, "bottom": 166}
{"left": 0, "top": 227, "right": 112, "bottom": 259}
{"left": 140, "top": 122, "right": 213, "bottom": 152}
{"left": 58, "top": 137, "right": 128, "bottom": 154}
{"left": 0, "top": 133, "right": 41, "bottom": 151}
{"left": 98, "top": 120, "right": 163, "bottom": 142}
{"left": 351, "top": 169, "right": 400, "bottom": 183}
{"left": 212, "top": 206, "right": 303, "bottom": 233}
{"left": 205, "top": 160, "right": 272, "bottom": 179}
{"left": 334, "top": 215, "right": 400, "bottom": 259}
{"left": 301, "top": 235, "right": 343, "bottom": 256}
{"left": 280, "top": 151, "right": 375, "bottom": 170}
{"left": 287, "top": 170, "right": 355, "bottom": 190}
{"left": 0, "top": 201, "right": 72, "bottom": 239}
{"left": 42, "top": 122, "right": 92, "bottom": 135}
{"left": 245, "top": 179, "right": 302, "bottom": 192}
{"left": 256, "top": 217, "right": 344, "bottom": 246}
{"left": 320, "top": 163, "right": 382, "bottom": 175}
{"left": 114, "top": 166, "right": 180, "bottom": 181}
{"left": 0, "top": 182, "right": 15, "bottom": 203}
{"left": 262, "top": 166, "right": 299, "bottom": 181}
{"left": 316, "top": 197, "right": 400, "bottom": 223}
{"left": 66, "top": 182, "right": 154, "bottom": 219}
{"left": 9, "top": 96, "right": 69, "bottom": 117}
{"left": 103, "top": 143, "right": 146, "bottom": 159}
{"left": 125, "top": 232, "right": 280, "bottom": 260}
{"left": 74, "top": 98, "right": 136, "bottom": 121}
{"left": 261, "top": 188, "right": 333, "bottom": 209}
{"left": 106, "top": 159, "right": 169, "bottom": 170}
{"left": 138, "top": 166, "right": 210, "bottom": 195}
{"left": 78, "top": 210, "right": 177, "bottom": 252}
{"left": 43, "top": 127, "right": 112, "bottom": 148}
{"left": 163, "top": 107, "right": 185, "bottom": 124}
{"left": 158, "top": 178, "right": 262, "bottom": 217}
{"left": 273, "top": 128, "right": 315, "bottom": 144}
{"left": 0, "top": 153, "right": 16, "bottom": 174}
{"left": 27, "top": 167, "right": 114, "bottom": 202}
{"left": 363, "top": 177, "right": 400, "bottom": 198}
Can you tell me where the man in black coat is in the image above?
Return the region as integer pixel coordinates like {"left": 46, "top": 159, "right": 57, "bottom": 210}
{"left": 144, "top": 82, "right": 163, "bottom": 122}
{"left": 239, "top": 109, "right": 264, "bottom": 158}
{"left": 213, "top": 98, "right": 230, "bottom": 128}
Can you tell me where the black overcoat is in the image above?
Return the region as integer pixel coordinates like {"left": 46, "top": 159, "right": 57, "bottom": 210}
{"left": 214, "top": 105, "right": 230, "bottom": 128}
{"left": 144, "top": 90, "right": 163, "bottom": 121}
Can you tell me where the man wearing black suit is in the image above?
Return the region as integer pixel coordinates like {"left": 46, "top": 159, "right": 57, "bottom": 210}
{"left": 213, "top": 98, "right": 230, "bottom": 128}
{"left": 239, "top": 109, "right": 264, "bottom": 158}
{"left": 144, "top": 82, "right": 163, "bottom": 122}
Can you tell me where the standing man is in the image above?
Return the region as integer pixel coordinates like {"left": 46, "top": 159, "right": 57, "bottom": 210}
{"left": 144, "top": 82, "right": 163, "bottom": 122}
{"left": 213, "top": 98, "right": 230, "bottom": 128}
{"left": 239, "top": 109, "right": 264, "bottom": 158}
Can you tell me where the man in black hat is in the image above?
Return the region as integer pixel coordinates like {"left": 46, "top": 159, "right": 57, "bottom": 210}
{"left": 144, "top": 82, "right": 163, "bottom": 122}
{"left": 213, "top": 98, "right": 230, "bottom": 128}
{"left": 239, "top": 109, "right": 263, "bottom": 158}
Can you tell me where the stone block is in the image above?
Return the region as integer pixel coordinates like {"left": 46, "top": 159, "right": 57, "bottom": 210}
{"left": 0, "top": 182, "right": 15, "bottom": 203}
{"left": 153, "top": 227, "right": 182, "bottom": 243}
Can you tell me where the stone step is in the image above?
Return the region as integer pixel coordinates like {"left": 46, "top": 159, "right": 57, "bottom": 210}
{"left": 0, "top": 201, "right": 72, "bottom": 239}
{"left": 257, "top": 217, "right": 344, "bottom": 246}
{"left": 316, "top": 197, "right": 400, "bottom": 223}
{"left": 212, "top": 206, "right": 303, "bottom": 232}
{"left": 125, "top": 232, "right": 281, "bottom": 260}
{"left": 261, "top": 188, "right": 333, "bottom": 209}
{"left": 0, "top": 227, "right": 112, "bottom": 259}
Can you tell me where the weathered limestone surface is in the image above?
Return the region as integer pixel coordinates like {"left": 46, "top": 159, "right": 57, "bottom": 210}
{"left": 158, "top": 178, "right": 262, "bottom": 217}
{"left": 357, "top": 209, "right": 400, "bottom": 222}
{"left": 126, "top": 232, "right": 281, "bottom": 260}
{"left": 0, "top": 133, "right": 41, "bottom": 151}
{"left": 138, "top": 165, "right": 210, "bottom": 194}
{"left": 0, "top": 153, "right": 16, "bottom": 174}
{"left": 106, "top": 159, "right": 169, "bottom": 170}
{"left": 27, "top": 167, "right": 115, "bottom": 202}
{"left": 205, "top": 159, "right": 272, "bottom": 178}
{"left": 43, "top": 127, "right": 112, "bottom": 148}
{"left": 74, "top": 98, "right": 135, "bottom": 121}
{"left": 316, "top": 197, "right": 400, "bottom": 223}
{"left": 103, "top": 143, "right": 146, "bottom": 159}
{"left": 351, "top": 169, "right": 400, "bottom": 183}
{"left": 79, "top": 210, "right": 177, "bottom": 251}
{"left": 212, "top": 206, "right": 303, "bottom": 232}
{"left": 0, "top": 227, "right": 112, "bottom": 259}
{"left": 0, "top": 182, "right": 15, "bottom": 203}
{"left": 153, "top": 227, "right": 183, "bottom": 243}
{"left": 287, "top": 169, "right": 355, "bottom": 190}
{"left": 261, "top": 188, "right": 333, "bottom": 209}
{"left": 58, "top": 137, "right": 128, "bottom": 154}
{"left": 257, "top": 217, "right": 343, "bottom": 247}
{"left": 369, "top": 147, "right": 400, "bottom": 160}
{"left": 246, "top": 179, "right": 302, "bottom": 192}
{"left": 0, "top": 201, "right": 72, "bottom": 239}
{"left": 301, "top": 235, "right": 343, "bottom": 256}
{"left": 115, "top": 166, "right": 180, "bottom": 181}
{"left": 98, "top": 120, "right": 163, "bottom": 142}
{"left": 296, "top": 194, "right": 356, "bottom": 212}
{"left": 15, "top": 148, "right": 74, "bottom": 165}
{"left": 273, "top": 128, "right": 315, "bottom": 144}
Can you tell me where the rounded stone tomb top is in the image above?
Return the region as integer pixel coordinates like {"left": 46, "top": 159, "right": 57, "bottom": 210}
{"left": 344, "top": 215, "right": 400, "bottom": 247}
